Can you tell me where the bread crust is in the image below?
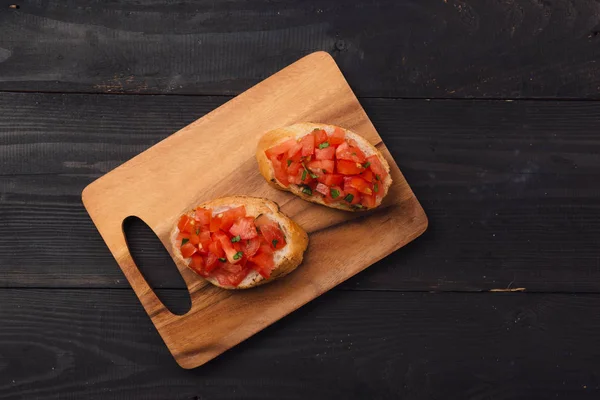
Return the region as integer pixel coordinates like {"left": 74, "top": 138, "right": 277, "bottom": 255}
{"left": 256, "top": 123, "right": 392, "bottom": 211}
{"left": 170, "top": 196, "right": 308, "bottom": 289}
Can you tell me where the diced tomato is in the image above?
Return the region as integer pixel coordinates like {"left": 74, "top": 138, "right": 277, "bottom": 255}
{"left": 209, "top": 216, "right": 222, "bottom": 232}
{"left": 346, "top": 176, "right": 373, "bottom": 195}
{"left": 317, "top": 173, "right": 344, "bottom": 187}
{"left": 220, "top": 206, "right": 246, "bottom": 232}
{"left": 265, "top": 139, "right": 296, "bottom": 159}
{"left": 324, "top": 186, "right": 344, "bottom": 204}
{"left": 367, "top": 155, "right": 388, "bottom": 180}
{"left": 307, "top": 160, "right": 335, "bottom": 175}
{"left": 249, "top": 249, "right": 276, "bottom": 278}
{"left": 176, "top": 232, "right": 190, "bottom": 241}
{"left": 286, "top": 161, "right": 302, "bottom": 176}
{"left": 227, "top": 267, "right": 251, "bottom": 287}
{"left": 361, "top": 168, "right": 374, "bottom": 183}
{"left": 300, "top": 134, "right": 315, "bottom": 156}
{"left": 198, "top": 231, "right": 211, "bottom": 251}
{"left": 329, "top": 127, "right": 346, "bottom": 145}
{"left": 205, "top": 252, "right": 220, "bottom": 273}
{"left": 241, "top": 236, "right": 260, "bottom": 258}
{"left": 315, "top": 146, "right": 336, "bottom": 160}
{"left": 337, "top": 159, "right": 365, "bottom": 175}
{"left": 270, "top": 156, "right": 290, "bottom": 187}
{"left": 229, "top": 216, "right": 258, "bottom": 240}
{"left": 254, "top": 214, "right": 273, "bottom": 230}
{"left": 336, "top": 142, "right": 367, "bottom": 163}
{"left": 342, "top": 186, "right": 361, "bottom": 205}
{"left": 180, "top": 242, "right": 198, "bottom": 258}
{"left": 361, "top": 193, "right": 377, "bottom": 208}
{"left": 312, "top": 129, "right": 328, "bottom": 145}
{"left": 177, "top": 215, "right": 190, "bottom": 232}
{"left": 193, "top": 208, "right": 212, "bottom": 227}
{"left": 287, "top": 141, "right": 303, "bottom": 158}
{"left": 190, "top": 255, "right": 207, "bottom": 276}
{"left": 221, "top": 262, "right": 244, "bottom": 274}
{"left": 260, "top": 223, "right": 286, "bottom": 250}
{"left": 214, "top": 231, "right": 241, "bottom": 264}
{"left": 208, "top": 238, "right": 225, "bottom": 258}
{"left": 315, "top": 183, "right": 329, "bottom": 196}
{"left": 189, "top": 233, "right": 200, "bottom": 246}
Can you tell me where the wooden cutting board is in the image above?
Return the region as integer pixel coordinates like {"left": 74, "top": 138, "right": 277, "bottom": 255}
{"left": 82, "top": 51, "right": 428, "bottom": 369}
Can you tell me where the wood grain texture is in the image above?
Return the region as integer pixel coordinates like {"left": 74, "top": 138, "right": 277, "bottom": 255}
{"left": 1, "top": 92, "right": 600, "bottom": 291}
{"left": 1, "top": 289, "right": 599, "bottom": 399}
{"left": 2, "top": 0, "right": 600, "bottom": 98}
{"left": 81, "top": 52, "right": 427, "bottom": 368}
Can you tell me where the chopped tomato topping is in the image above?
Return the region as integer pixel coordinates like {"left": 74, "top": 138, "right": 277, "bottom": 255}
{"left": 265, "top": 139, "right": 296, "bottom": 159}
{"left": 177, "top": 215, "right": 191, "bottom": 232}
{"left": 265, "top": 128, "right": 384, "bottom": 210}
{"left": 190, "top": 255, "right": 206, "bottom": 276}
{"left": 241, "top": 236, "right": 261, "bottom": 258}
{"left": 194, "top": 208, "right": 212, "bottom": 227}
{"left": 220, "top": 206, "right": 246, "bottom": 231}
{"left": 337, "top": 159, "right": 364, "bottom": 175}
{"left": 229, "top": 217, "right": 258, "bottom": 240}
{"left": 180, "top": 242, "right": 197, "bottom": 258}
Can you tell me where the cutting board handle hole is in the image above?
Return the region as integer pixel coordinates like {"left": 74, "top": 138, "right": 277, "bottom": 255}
{"left": 122, "top": 216, "right": 191, "bottom": 316}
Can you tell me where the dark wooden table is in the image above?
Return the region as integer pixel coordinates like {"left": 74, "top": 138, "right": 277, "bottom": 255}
{"left": 2, "top": 1, "right": 600, "bottom": 398}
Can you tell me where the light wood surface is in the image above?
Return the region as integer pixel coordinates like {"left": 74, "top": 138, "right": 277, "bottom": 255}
{"left": 82, "top": 52, "right": 428, "bottom": 368}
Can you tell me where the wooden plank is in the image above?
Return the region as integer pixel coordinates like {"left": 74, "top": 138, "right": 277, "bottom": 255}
{"left": 0, "top": 289, "right": 598, "bottom": 398}
{"left": 2, "top": 0, "right": 600, "bottom": 98}
{"left": 1, "top": 92, "right": 600, "bottom": 291}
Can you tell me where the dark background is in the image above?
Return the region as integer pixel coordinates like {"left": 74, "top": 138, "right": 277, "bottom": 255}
{"left": 1, "top": 1, "right": 600, "bottom": 399}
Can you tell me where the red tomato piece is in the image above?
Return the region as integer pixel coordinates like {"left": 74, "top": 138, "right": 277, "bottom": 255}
{"left": 214, "top": 231, "right": 241, "bottom": 264}
{"left": 189, "top": 255, "right": 207, "bottom": 276}
{"left": 208, "top": 237, "right": 225, "bottom": 258}
{"left": 241, "top": 236, "right": 261, "bottom": 258}
{"left": 287, "top": 141, "right": 303, "bottom": 159}
{"left": 342, "top": 186, "right": 361, "bottom": 205}
{"left": 315, "top": 146, "right": 336, "bottom": 160}
{"left": 189, "top": 233, "right": 200, "bottom": 246}
{"left": 312, "top": 129, "right": 328, "bottom": 145}
{"left": 254, "top": 214, "right": 273, "bottom": 230}
{"left": 307, "top": 160, "right": 335, "bottom": 175}
{"left": 229, "top": 217, "right": 258, "bottom": 240}
{"left": 193, "top": 208, "right": 212, "bottom": 227}
{"left": 180, "top": 242, "right": 198, "bottom": 258}
{"left": 270, "top": 156, "right": 290, "bottom": 187}
{"left": 249, "top": 250, "right": 276, "bottom": 278}
{"left": 265, "top": 139, "right": 296, "bottom": 159}
{"left": 317, "top": 173, "right": 344, "bottom": 187}
{"left": 361, "top": 168, "right": 374, "bottom": 183}
{"left": 300, "top": 134, "right": 315, "bottom": 156}
{"left": 337, "top": 159, "right": 365, "bottom": 175}
{"left": 336, "top": 142, "right": 367, "bottom": 163}
{"left": 324, "top": 186, "right": 344, "bottom": 204}
{"left": 209, "top": 216, "right": 222, "bottom": 232}
{"left": 176, "top": 232, "right": 190, "bottom": 241}
{"left": 177, "top": 215, "right": 190, "bottom": 232}
{"left": 286, "top": 161, "right": 302, "bottom": 176}
{"left": 219, "top": 206, "right": 246, "bottom": 232}
{"left": 315, "top": 182, "right": 329, "bottom": 196}
{"left": 329, "top": 127, "right": 346, "bottom": 145}
{"left": 361, "top": 193, "right": 377, "bottom": 208}
{"left": 367, "top": 155, "right": 388, "bottom": 180}
{"left": 205, "top": 252, "right": 220, "bottom": 273}
{"left": 346, "top": 176, "right": 373, "bottom": 195}
{"left": 260, "top": 224, "right": 286, "bottom": 250}
{"left": 198, "top": 231, "right": 212, "bottom": 251}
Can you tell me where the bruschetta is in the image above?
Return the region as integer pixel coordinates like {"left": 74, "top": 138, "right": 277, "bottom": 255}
{"left": 170, "top": 196, "right": 308, "bottom": 289}
{"left": 256, "top": 123, "right": 392, "bottom": 211}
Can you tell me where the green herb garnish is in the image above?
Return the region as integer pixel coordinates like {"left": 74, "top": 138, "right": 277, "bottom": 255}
{"left": 218, "top": 257, "right": 226, "bottom": 262}
{"left": 322, "top": 169, "right": 327, "bottom": 174}
{"left": 195, "top": 228, "right": 200, "bottom": 235}
{"left": 231, "top": 235, "right": 241, "bottom": 243}
{"left": 330, "top": 188, "right": 340, "bottom": 199}
{"left": 375, "top": 174, "right": 381, "bottom": 181}
{"left": 302, "top": 186, "right": 312, "bottom": 195}
{"left": 233, "top": 251, "right": 243, "bottom": 261}
{"left": 319, "top": 142, "right": 330, "bottom": 149}
{"left": 181, "top": 238, "right": 189, "bottom": 245}
{"left": 351, "top": 152, "right": 357, "bottom": 156}
{"left": 352, "top": 204, "right": 364, "bottom": 209}
{"left": 344, "top": 193, "right": 354, "bottom": 203}
{"left": 364, "top": 161, "right": 371, "bottom": 168}
{"left": 374, "top": 183, "right": 379, "bottom": 193}
{"left": 287, "top": 159, "right": 292, "bottom": 166}
{"left": 272, "top": 239, "right": 278, "bottom": 247}
{"left": 301, "top": 169, "right": 307, "bottom": 181}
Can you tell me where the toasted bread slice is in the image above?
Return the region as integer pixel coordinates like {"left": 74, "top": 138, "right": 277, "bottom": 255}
{"left": 256, "top": 123, "right": 392, "bottom": 211}
{"left": 170, "top": 196, "right": 308, "bottom": 289}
